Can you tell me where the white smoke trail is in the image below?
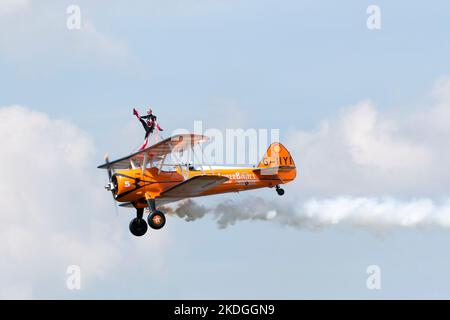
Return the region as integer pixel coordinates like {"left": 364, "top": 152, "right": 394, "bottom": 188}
{"left": 164, "top": 197, "right": 450, "bottom": 232}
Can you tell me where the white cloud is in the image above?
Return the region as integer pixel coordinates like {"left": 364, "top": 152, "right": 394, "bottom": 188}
{"left": 0, "top": 2, "right": 132, "bottom": 69}
{"left": 99, "top": 0, "right": 244, "bottom": 18}
{"left": 340, "top": 101, "right": 431, "bottom": 172}
{"left": 0, "top": 105, "right": 168, "bottom": 299}
{"left": 411, "top": 76, "right": 450, "bottom": 134}
{"left": 0, "top": 0, "right": 30, "bottom": 16}
{"left": 288, "top": 77, "right": 450, "bottom": 197}
{"left": 76, "top": 21, "right": 130, "bottom": 61}
{"left": 0, "top": 283, "right": 33, "bottom": 299}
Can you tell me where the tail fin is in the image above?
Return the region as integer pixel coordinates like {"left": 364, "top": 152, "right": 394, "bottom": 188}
{"left": 258, "top": 142, "right": 296, "bottom": 169}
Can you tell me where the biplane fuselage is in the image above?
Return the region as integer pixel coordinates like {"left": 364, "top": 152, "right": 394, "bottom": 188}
{"left": 113, "top": 164, "right": 296, "bottom": 208}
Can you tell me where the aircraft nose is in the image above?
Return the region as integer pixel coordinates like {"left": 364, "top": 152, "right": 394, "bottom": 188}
{"left": 109, "top": 174, "right": 118, "bottom": 194}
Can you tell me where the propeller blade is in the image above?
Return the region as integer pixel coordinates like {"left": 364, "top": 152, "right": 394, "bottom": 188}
{"left": 104, "top": 153, "right": 119, "bottom": 217}
{"left": 113, "top": 201, "right": 120, "bottom": 217}
{"left": 104, "top": 153, "right": 112, "bottom": 181}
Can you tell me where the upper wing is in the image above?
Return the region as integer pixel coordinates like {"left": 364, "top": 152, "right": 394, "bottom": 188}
{"left": 98, "top": 134, "right": 208, "bottom": 170}
{"left": 159, "top": 175, "right": 228, "bottom": 198}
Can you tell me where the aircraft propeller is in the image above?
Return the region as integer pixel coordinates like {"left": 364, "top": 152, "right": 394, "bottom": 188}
{"left": 104, "top": 153, "right": 119, "bottom": 216}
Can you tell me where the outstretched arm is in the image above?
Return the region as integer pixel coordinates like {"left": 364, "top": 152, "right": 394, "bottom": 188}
{"left": 133, "top": 108, "right": 140, "bottom": 119}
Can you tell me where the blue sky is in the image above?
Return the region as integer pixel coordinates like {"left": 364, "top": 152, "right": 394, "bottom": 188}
{"left": 1, "top": 0, "right": 450, "bottom": 299}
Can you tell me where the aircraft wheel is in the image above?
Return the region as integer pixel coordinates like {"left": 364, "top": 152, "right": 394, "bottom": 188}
{"left": 148, "top": 211, "right": 166, "bottom": 230}
{"left": 276, "top": 186, "right": 285, "bottom": 196}
{"left": 129, "top": 218, "right": 148, "bottom": 237}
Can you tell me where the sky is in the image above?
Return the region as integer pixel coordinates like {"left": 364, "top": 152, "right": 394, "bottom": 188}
{"left": 1, "top": 0, "right": 450, "bottom": 299}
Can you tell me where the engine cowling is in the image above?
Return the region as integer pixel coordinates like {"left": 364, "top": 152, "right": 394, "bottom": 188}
{"left": 113, "top": 174, "right": 136, "bottom": 198}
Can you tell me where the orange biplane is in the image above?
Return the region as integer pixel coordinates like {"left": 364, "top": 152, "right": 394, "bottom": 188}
{"left": 98, "top": 134, "right": 297, "bottom": 236}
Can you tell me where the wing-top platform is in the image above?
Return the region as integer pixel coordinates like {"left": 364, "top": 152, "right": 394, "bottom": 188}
{"left": 97, "top": 134, "right": 208, "bottom": 170}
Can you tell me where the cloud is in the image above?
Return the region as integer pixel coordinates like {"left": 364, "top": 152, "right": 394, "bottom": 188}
{"left": 0, "top": 105, "right": 168, "bottom": 299}
{"left": 0, "top": 0, "right": 30, "bottom": 16}
{"left": 0, "top": 2, "right": 132, "bottom": 69}
{"left": 411, "top": 76, "right": 450, "bottom": 134}
{"left": 340, "top": 101, "right": 431, "bottom": 172}
{"left": 98, "top": 0, "right": 244, "bottom": 18}
{"left": 287, "top": 77, "right": 450, "bottom": 198}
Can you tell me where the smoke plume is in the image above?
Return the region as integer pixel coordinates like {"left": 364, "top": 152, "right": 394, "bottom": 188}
{"left": 164, "top": 197, "right": 450, "bottom": 232}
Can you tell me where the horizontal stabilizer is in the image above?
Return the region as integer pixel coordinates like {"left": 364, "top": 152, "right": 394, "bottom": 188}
{"left": 253, "top": 166, "right": 296, "bottom": 176}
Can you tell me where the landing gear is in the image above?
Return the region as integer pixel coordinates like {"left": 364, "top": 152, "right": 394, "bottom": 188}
{"left": 129, "top": 208, "right": 148, "bottom": 237}
{"left": 276, "top": 185, "right": 285, "bottom": 196}
{"left": 128, "top": 198, "right": 167, "bottom": 236}
{"left": 148, "top": 210, "right": 166, "bottom": 230}
{"left": 146, "top": 198, "right": 167, "bottom": 230}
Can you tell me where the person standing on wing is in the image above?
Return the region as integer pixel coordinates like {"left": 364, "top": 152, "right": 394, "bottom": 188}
{"left": 133, "top": 107, "right": 163, "bottom": 150}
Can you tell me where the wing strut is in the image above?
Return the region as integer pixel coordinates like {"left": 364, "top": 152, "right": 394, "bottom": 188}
{"left": 141, "top": 153, "right": 148, "bottom": 175}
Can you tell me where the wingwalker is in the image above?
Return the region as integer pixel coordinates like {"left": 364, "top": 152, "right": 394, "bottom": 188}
{"left": 98, "top": 109, "right": 297, "bottom": 237}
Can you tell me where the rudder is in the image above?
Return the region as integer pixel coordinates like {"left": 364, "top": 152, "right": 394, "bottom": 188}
{"left": 257, "top": 142, "right": 296, "bottom": 168}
